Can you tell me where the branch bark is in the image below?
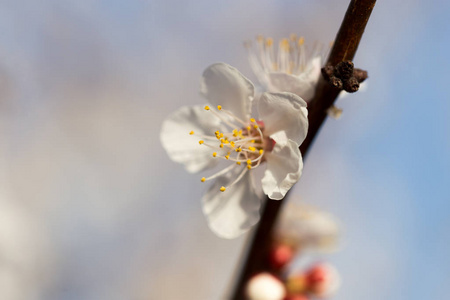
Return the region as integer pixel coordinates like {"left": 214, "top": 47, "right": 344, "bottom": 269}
{"left": 230, "top": 0, "right": 376, "bottom": 299}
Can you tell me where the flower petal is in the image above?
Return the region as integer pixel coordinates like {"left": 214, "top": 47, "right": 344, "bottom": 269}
{"left": 200, "top": 63, "right": 254, "bottom": 120}
{"left": 257, "top": 92, "right": 308, "bottom": 145}
{"left": 267, "top": 56, "right": 322, "bottom": 101}
{"left": 160, "top": 105, "right": 223, "bottom": 173}
{"left": 262, "top": 139, "right": 303, "bottom": 200}
{"left": 202, "top": 167, "right": 261, "bottom": 239}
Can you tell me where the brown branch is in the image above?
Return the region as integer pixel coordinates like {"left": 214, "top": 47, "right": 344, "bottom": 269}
{"left": 229, "top": 0, "right": 377, "bottom": 299}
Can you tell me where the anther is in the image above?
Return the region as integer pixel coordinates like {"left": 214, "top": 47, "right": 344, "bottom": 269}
{"left": 189, "top": 131, "right": 194, "bottom": 135}
{"left": 204, "top": 105, "right": 210, "bottom": 110}
{"left": 247, "top": 159, "right": 252, "bottom": 165}
{"left": 298, "top": 37, "right": 305, "bottom": 46}
{"left": 266, "top": 38, "right": 273, "bottom": 47}
{"left": 225, "top": 154, "right": 230, "bottom": 160}
{"left": 220, "top": 144, "right": 224, "bottom": 148}
{"left": 259, "top": 149, "right": 264, "bottom": 155}
{"left": 220, "top": 186, "right": 226, "bottom": 192}
{"left": 247, "top": 165, "right": 252, "bottom": 170}
{"left": 248, "top": 146, "right": 256, "bottom": 152}
{"left": 212, "top": 152, "right": 217, "bottom": 157}
{"left": 201, "top": 177, "right": 206, "bottom": 182}
{"left": 217, "top": 105, "right": 222, "bottom": 110}
{"left": 250, "top": 118, "right": 256, "bottom": 123}
{"left": 199, "top": 140, "right": 204, "bottom": 145}
{"left": 236, "top": 162, "right": 241, "bottom": 165}
{"left": 236, "top": 147, "right": 242, "bottom": 152}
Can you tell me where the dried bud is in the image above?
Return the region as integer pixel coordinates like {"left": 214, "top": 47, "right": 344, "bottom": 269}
{"left": 246, "top": 273, "right": 286, "bottom": 300}
{"left": 321, "top": 65, "right": 334, "bottom": 81}
{"left": 353, "top": 68, "right": 368, "bottom": 83}
{"left": 335, "top": 61, "right": 354, "bottom": 80}
{"left": 329, "top": 77, "right": 343, "bottom": 89}
{"left": 321, "top": 60, "right": 367, "bottom": 93}
{"left": 343, "top": 76, "right": 360, "bottom": 93}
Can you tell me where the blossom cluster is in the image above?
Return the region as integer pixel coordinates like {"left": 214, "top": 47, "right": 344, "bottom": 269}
{"left": 245, "top": 203, "right": 341, "bottom": 300}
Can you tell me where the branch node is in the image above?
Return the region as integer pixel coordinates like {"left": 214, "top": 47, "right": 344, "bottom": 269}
{"left": 321, "top": 60, "right": 368, "bottom": 93}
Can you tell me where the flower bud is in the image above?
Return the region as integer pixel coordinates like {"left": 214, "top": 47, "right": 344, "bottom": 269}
{"left": 305, "top": 263, "right": 340, "bottom": 298}
{"left": 246, "top": 272, "right": 286, "bottom": 300}
{"left": 269, "top": 244, "right": 294, "bottom": 269}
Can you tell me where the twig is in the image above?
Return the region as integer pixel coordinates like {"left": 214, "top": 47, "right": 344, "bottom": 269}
{"left": 229, "top": 0, "right": 376, "bottom": 299}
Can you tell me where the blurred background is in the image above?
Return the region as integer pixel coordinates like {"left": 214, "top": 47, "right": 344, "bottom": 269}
{"left": 0, "top": 0, "right": 449, "bottom": 299}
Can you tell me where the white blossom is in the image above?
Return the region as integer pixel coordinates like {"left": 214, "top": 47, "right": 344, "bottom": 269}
{"left": 161, "top": 63, "right": 308, "bottom": 238}
{"left": 245, "top": 35, "right": 328, "bottom": 102}
{"left": 275, "top": 203, "right": 340, "bottom": 252}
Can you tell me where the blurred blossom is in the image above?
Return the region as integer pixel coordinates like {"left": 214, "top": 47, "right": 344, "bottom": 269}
{"left": 274, "top": 202, "right": 340, "bottom": 252}
{"left": 245, "top": 34, "right": 328, "bottom": 102}
{"left": 246, "top": 272, "right": 286, "bottom": 300}
{"left": 305, "top": 263, "right": 341, "bottom": 298}
{"left": 0, "top": 192, "right": 54, "bottom": 300}
{"left": 160, "top": 63, "right": 308, "bottom": 238}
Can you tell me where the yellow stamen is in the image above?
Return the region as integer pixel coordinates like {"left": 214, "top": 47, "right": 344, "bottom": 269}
{"left": 298, "top": 37, "right": 305, "bottom": 46}
{"left": 217, "top": 105, "right": 222, "bottom": 110}
{"left": 220, "top": 186, "right": 226, "bottom": 192}
{"left": 230, "top": 141, "right": 235, "bottom": 148}
{"left": 259, "top": 149, "right": 264, "bottom": 155}
{"left": 253, "top": 124, "right": 258, "bottom": 129}
{"left": 248, "top": 146, "right": 256, "bottom": 152}
{"left": 266, "top": 38, "right": 273, "bottom": 47}
{"left": 247, "top": 159, "right": 251, "bottom": 165}
{"left": 204, "top": 105, "right": 210, "bottom": 110}
{"left": 201, "top": 177, "right": 206, "bottom": 182}
{"left": 247, "top": 165, "right": 252, "bottom": 170}
{"left": 220, "top": 144, "right": 224, "bottom": 148}
{"left": 199, "top": 140, "right": 204, "bottom": 145}
{"left": 247, "top": 126, "right": 251, "bottom": 131}
{"left": 189, "top": 131, "right": 194, "bottom": 135}
{"left": 236, "top": 147, "right": 242, "bottom": 152}
{"left": 236, "top": 162, "right": 241, "bottom": 165}
{"left": 251, "top": 140, "right": 255, "bottom": 143}
{"left": 281, "top": 38, "right": 290, "bottom": 51}
{"left": 212, "top": 152, "right": 217, "bottom": 157}
{"left": 250, "top": 118, "right": 256, "bottom": 123}
{"left": 225, "top": 154, "right": 230, "bottom": 160}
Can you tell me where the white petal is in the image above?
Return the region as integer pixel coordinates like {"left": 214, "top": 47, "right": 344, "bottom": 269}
{"left": 267, "top": 56, "right": 322, "bottom": 101}
{"left": 257, "top": 92, "right": 308, "bottom": 145}
{"left": 200, "top": 63, "right": 254, "bottom": 120}
{"left": 202, "top": 168, "right": 261, "bottom": 239}
{"left": 262, "top": 139, "right": 303, "bottom": 200}
{"left": 160, "top": 105, "right": 223, "bottom": 173}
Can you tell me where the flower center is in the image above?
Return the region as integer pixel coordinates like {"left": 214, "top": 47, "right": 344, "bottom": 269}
{"left": 190, "top": 105, "right": 272, "bottom": 192}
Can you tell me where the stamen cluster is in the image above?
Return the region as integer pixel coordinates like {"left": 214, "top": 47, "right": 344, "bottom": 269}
{"left": 245, "top": 34, "right": 328, "bottom": 76}
{"left": 190, "top": 105, "right": 267, "bottom": 192}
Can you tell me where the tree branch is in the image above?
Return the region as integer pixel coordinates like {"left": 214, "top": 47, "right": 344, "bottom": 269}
{"left": 230, "top": 0, "right": 377, "bottom": 299}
